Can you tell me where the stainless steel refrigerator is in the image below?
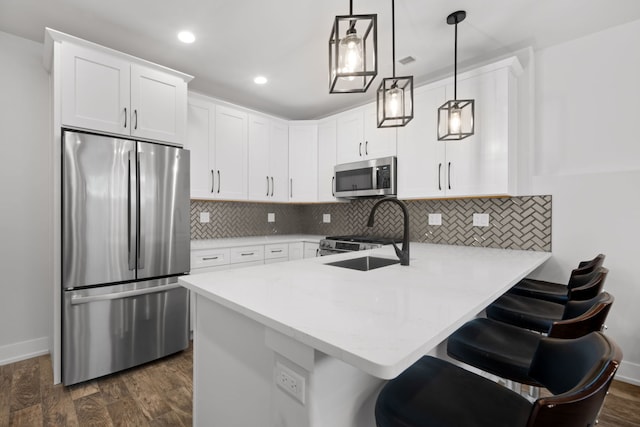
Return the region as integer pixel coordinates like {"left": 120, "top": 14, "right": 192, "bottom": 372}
{"left": 61, "top": 130, "right": 190, "bottom": 385}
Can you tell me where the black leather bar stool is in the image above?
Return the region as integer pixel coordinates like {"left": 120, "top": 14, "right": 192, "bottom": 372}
{"left": 486, "top": 267, "right": 608, "bottom": 333}
{"left": 375, "top": 332, "right": 622, "bottom": 427}
{"left": 446, "top": 292, "right": 614, "bottom": 387}
{"left": 509, "top": 254, "right": 605, "bottom": 304}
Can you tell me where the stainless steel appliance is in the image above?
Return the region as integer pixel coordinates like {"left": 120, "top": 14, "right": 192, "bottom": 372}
{"left": 61, "top": 130, "right": 190, "bottom": 385}
{"left": 334, "top": 156, "right": 396, "bottom": 198}
{"left": 319, "top": 235, "right": 401, "bottom": 256}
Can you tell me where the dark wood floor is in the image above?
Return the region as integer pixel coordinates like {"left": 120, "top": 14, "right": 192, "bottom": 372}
{"left": 1, "top": 343, "right": 639, "bottom": 426}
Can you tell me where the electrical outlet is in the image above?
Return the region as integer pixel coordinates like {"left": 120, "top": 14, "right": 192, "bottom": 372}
{"left": 473, "top": 213, "right": 490, "bottom": 227}
{"left": 199, "top": 212, "right": 210, "bottom": 223}
{"left": 323, "top": 213, "right": 331, "bottom": 223}
{"left": 428, "top": 213, "right": 442, "bottom": 226}
{"left": 268, "top": 213, "right": 275, "bottom": 223}
{"left": 275, "top": 362, "right": 305, "bottom": 404}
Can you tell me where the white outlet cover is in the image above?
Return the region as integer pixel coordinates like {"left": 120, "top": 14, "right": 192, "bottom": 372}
{"left": 268, "top": 213, "right": 275, "bottom": 223}
{"left": 275, "top": 362, "right": 305, "bottom": 404}
{"left": 428, "top": 213, "right": 442, "bottom": 226}
{"left": 473, "top": 213, "right": 490, "bottom": 227}
{"left": 199, "top": 212, "right": 210, "bottom": 223}
{"left": 323, "top": 213, "right": 331, "bottom": 223}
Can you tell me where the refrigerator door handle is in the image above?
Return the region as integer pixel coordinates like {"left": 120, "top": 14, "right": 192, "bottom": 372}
{"left": 137, "top": 151, "right": 145, "bottom": 270}
{"left": 70, "top": 283, "right": 182, "bottom": 305}
{"left": 128, "top": 151, "right": 137, "bottom": 270}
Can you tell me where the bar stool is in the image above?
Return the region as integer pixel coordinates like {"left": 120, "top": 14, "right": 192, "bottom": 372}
{"left": 508, "top": 254, "right": 605, "bottom": 304}
{"left": 486, "top": 267, "right": 608, "bottom": 333}
{"left": 375, "top": 332, "right": 622, "bottom": 427}
{"left": 446, "top": 292, "right": 614, "bottom": 388}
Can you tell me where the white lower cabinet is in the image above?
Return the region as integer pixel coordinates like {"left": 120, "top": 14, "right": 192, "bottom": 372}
{"left": 264, "top": 244, "right": 289, "bottom": 264}
{"left": 303, "top": 242, "right": 320, "bottom": 258}
{"left": 288, "top": 242, "right": 304, "bottom": 261}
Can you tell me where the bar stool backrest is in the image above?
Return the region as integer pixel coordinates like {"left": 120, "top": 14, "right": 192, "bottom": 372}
{"left": 549, "top": 292, "right": 613, "bottom": 339}
{"left": 567, "top": 267, "right": 608, "bottom": 301}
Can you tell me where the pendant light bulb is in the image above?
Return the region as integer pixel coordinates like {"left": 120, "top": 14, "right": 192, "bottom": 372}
{"left": 449, "top": 106, "right": 462, "bottom": 134}
{"left": 385, "top": 84, "right": 402, "bottom": 117}
{"left": 339, "top": 28, "right": 363, "bottom": 80}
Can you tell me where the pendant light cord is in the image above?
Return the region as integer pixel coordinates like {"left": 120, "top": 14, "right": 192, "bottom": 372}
{"left": 453, "top": 19, "right": 457, "bottom": 100}
{"left": 350, "top": 0, "right": 353, "bottom": 14}
{"left": 392, "top": 0, "right": 396, "bottom": 78}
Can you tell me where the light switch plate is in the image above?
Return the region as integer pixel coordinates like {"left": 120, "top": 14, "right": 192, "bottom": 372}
{"left": 323, "top": 214, "right": 331, "bottom": 223}
{"left": 428, "top": 213, "right": 442, "bottom": 226}
{"left": 473, "top": 213, "right": 490, "bottom": 227}
{"left": 199, "top": 212, "right": 210, "bottom": 223}
{"left": 268, "top": 213, "right": 275, "bottom": 223}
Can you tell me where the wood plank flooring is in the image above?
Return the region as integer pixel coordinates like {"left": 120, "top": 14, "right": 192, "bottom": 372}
{"left": 1, "top": 342, "right": 639, "bottom": 426}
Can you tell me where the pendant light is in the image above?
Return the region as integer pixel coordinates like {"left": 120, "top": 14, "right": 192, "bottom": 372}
{"left": 329, "top": 0, "right": 378, "bottom": 93}
{"left": 376, "top": 0, "right": 413, "bottom": 128}
{"left": 438, "top": 10, "right": 474, "bottom": 140}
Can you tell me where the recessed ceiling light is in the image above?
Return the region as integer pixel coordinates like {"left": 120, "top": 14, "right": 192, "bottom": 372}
{"left": 177, "top": 31, "right": 195, "bottom": 44}
{"left": 254, "top": 76, "right": 268, "bottom": 85}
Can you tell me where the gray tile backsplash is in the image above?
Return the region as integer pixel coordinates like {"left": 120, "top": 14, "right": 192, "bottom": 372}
{"left": 191, "top": 195, "right": 551, "bottom": 251}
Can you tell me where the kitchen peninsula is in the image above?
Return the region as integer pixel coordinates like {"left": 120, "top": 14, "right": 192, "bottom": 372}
{"left": 180, "top": 243, "right": 551, "bottom": 427}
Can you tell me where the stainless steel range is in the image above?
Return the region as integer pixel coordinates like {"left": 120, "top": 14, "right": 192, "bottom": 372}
{"left": 319, "top": 235, "right": 402, "bottom": 256}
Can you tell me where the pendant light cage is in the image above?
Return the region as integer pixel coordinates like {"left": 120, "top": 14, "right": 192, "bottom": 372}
{"left": 438, "top": 99, "right": 475, "bottom": 140}
{"left": 329, "top": 14, "right": 378, "bottom": 93}
{"left": 438, "top": 10, "right": 475, "bottom": 141}
{"left": 376, "top": 0, "right": 413, "bottom": 128}
{"left": 377, "top": 76, "right": 414, "bottom": 127}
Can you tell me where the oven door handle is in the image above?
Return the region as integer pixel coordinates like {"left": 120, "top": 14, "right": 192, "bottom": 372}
{"left": 70, "top": 283, "right": 181, "bottom": 305}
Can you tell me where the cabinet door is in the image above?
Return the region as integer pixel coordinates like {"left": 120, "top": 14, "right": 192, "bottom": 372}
{"left": 336, "top": 111, "right": 364, "bottom": 164}
{"left": 248, "top": 115, "right": 271, "bottom": 201}
{"left": 317, "top": 119, "right": 337, "bottom": 201}
{"left": 214, "top": 105, "right": 248, "bottom": 200}
{"left": 61, "top": 43, "right": 130, "bottom": 135}
{"left": 130, "top": 64, "right": 187, "bottom": 144}
{"left": 288, "top": 125, "right": 318, "bottom": 202}
{"left": 397, "top": 85, "right": 447, "bottom": 198}
{"left": 445, "top": 69, "right": 511, "bottom": 197}
{"left": 288, "top": 242, "right": 304, "bottom": 260}
{"left": 303, "top": 242, "right": 319, "bottom": 258}
{"left": 363, "top": 104, "right": 397, "bottom": 159}
{"left": 186, "top": 98, "right": 215, "bottom": 199}
{"left": 269, "top": 121, "right": 289, "bottom": 202}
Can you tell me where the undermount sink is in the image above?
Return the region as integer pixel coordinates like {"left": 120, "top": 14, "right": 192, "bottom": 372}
{"left": 325, "top": 256, "right": 400, "bottom": 271}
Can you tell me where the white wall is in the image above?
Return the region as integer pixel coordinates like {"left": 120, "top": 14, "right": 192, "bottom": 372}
{"left": 531, "top": 19, "right": 640, "bottom": 384}
{"left": 0, "top": 30, "right": 51, "bottom": 364}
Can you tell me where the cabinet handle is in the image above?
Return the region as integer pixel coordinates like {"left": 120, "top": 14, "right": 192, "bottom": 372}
{"left": 359, "top": 143, "right": 362, "bottom": 156}
{"left": 134, "top": 109, "right": 138, "bottom": 130}
{"left": 271, "top": 250, "right": 283, "bottom": 253}
{"left": 332, "top": 176, "right": 335, "bottom": 197}
{"left": 365, "top": 141, "right": 368, "bottom": 155}
{"left": 290, "top": 178, "right": 293, "bottom": 198}
{"left": 211, "top": 170, "right": 214, "bottom": 193}
{"left": 266, "top": 176, "right": 270, "bottom": 196}
{"left": 271, "top": 177, "right": 274, "bottom": 197}
{"left": 438, "top": 163, "right": 442, "bottom": 191}
{"left": 217, "top": 170, "right": 221, "bottom": 193}
{"left": 202, "top": 256, "right": 219, "bottom": 261}
{"left": 124, "top": 107, "right": 127, "bottom": 128}
{"left": 448, "top": 162, "right": 451, "bottom": 190}
{"left": 241, "top": 252, "right": 255, "bottom": 256}
{"left": 316, "top": 249, "right": 319, "bottom": 257}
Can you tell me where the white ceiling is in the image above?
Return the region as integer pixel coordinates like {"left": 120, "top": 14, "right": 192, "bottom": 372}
{"left": 2, "top": 0, "right": 640, "bottom": 119}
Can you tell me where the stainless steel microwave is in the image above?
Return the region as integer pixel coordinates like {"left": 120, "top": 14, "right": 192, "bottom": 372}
{"left": 334, "top": 156, "right": 397, "bottom": 198}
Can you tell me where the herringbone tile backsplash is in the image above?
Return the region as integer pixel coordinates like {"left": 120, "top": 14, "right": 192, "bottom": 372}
{"left": 191, "top": 195, "right": 551, "bottom": 251}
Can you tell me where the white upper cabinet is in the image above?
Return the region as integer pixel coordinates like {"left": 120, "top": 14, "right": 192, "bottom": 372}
{"left": 288, "top": 124, "right": 318, "bottom": 202}
{"left": 336, "top": 104, "right": 397, "bottom": 164}
{"left": 398, "top": 57, "right": 521, "bottom": 199}
{"left": 215, "top": 105, "right": 248, "bottom": 200}
{"left": 248, "top": 115, "right": 289, "bottom": 202}
{"left": 186, "top": 96, "right": 248, "bottom": 200}
{"left": 317, "top": 118, "right": 337, "bottom": 202}
{"left": 61, "top": 42, "right": 188, "bottom": 144}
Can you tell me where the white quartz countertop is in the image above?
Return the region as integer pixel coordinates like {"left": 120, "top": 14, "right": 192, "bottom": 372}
{"left": 180, "top": 243, "right": 551, "bottom": 379}
{"left": 190, "top": 234, "right": 323, "bottom": 250}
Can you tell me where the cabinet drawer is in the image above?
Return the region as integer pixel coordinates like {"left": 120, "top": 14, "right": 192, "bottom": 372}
{"left": 230, "top": 246, "right": 264, "bottom": 264}
{"left": 191, "top": 248, "right": 230, "bottom": 270}
{"left": 264, "top": 244, "right": 289, "bottom": 260}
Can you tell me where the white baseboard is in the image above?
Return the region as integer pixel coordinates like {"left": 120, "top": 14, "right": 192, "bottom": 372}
{"left": 0, "top": 336, "right": 50, "bottom": 366}
{"left": 615, "top": 360, "right": 640, "bottom": 386}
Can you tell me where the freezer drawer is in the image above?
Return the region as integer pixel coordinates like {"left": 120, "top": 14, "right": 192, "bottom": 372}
{"left": 62, "top": 278, "right": 189, "bottom": 385}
